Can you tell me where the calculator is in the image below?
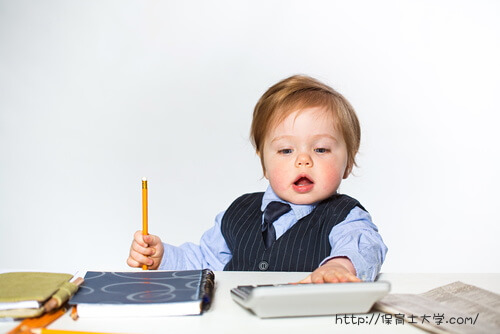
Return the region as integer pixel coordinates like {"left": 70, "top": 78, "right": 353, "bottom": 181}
{"left": 230, "top": 281, "right": 390, "bottom": 318}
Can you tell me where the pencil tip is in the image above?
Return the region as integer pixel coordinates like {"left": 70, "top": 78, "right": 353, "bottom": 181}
{"left": 142, "top": 177, "right": 147, "bottom": 181}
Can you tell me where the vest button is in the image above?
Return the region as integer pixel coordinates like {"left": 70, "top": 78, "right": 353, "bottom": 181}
{"left": 258, "top": 261, "right": 269, "bottom": 271}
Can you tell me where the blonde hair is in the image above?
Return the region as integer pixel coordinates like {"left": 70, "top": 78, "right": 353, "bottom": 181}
{"left": 250, "top": 75, "right": 361, "bottom": 176}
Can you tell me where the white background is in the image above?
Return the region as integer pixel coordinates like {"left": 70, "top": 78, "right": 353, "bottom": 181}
{"left": 1, "top": 0, "right": 499, "bottom": 274}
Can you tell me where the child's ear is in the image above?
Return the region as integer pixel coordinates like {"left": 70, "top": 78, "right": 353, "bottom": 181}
{"left": 257, "top": 150, "right": 269, "bottom": 179}
{"left": 342, "top": 165, "right": 352, "bottom": 179}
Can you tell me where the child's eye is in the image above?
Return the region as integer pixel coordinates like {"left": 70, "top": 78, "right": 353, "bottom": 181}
{"left": 278, "top": 149, "right": 293, "bottom": 155}
{"left": 314, "top": 148, "right": 330, "bottom": 153}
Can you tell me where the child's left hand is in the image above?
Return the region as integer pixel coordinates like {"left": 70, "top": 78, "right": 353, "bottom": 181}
{"left": 299, "top": 257, "right": 361, "bottom": 283}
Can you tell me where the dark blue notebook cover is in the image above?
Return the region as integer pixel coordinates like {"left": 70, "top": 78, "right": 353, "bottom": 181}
{"left": 70, "top": 270, "right": 212, "bottom": 306}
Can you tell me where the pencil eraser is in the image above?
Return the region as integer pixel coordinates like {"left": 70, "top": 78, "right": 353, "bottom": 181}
{"left": 142, "top": 177, "right": 147, "bottom": 181}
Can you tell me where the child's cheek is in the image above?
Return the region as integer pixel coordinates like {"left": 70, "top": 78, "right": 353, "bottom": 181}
{"left": 267, "top": 168, "right": 288, "bottom": 192}
{"left": 320, "top": 165, "right": 343, "bottom": 192}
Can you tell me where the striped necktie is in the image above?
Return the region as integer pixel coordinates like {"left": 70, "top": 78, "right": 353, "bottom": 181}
{"left": 261, "top": 201, "right": 291, "bottom": 248}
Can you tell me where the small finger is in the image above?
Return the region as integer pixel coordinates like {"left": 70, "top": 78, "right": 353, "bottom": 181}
{"left": 298, "top": 275, "right": 312, "bottom": 284}
{"left": 132, "top": 240, "right": 156, "bottom": 256}
{"left": 339, "top": 271, "right": 361, "bottom": 282}
{"left": 143, "top": 234, "right": 159, "bottom": 246}
{"left": 336, "top": 275, "right": 350, "bottom": 283}
{"left": 348, "top": 274, "right": 362, "bottom": 282}
{"left": 130, "top": 249, "right": 154, "bottom": 266}
{"left": 134, "top": 230, "right": 148, "bottom": 247}
{"left": 310, "top": 272, "right": 327, "bottom": 284}
{"left": 331, "top": 270, "right": 350, "bottom": 283}
{"left": 126, "top": 257, "right": 140, "bottom": 268}
{"left": 321, "top": 271, "right": 340, "bottom": 283}
{"left": 330, "top": 272, "right": 361, "bottom": 283}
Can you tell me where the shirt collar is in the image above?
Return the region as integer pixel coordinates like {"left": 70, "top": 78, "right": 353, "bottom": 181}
{"left": 261, "top": 185, "right": 316, "bottom": 221}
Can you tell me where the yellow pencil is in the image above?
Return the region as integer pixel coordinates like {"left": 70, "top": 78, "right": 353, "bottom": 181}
{"left": 9, "top": 307, "right": 67, "bottom": 334}
{"left": 141, "top": 177, "right": 148, "bottom": 270}
{"left": 32, "top": 329, "right": 117, "bottom": 334}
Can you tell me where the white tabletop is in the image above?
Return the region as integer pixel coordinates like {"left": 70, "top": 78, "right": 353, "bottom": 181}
{"left": 2, "top": 272, "right": 499, "bottom": 334}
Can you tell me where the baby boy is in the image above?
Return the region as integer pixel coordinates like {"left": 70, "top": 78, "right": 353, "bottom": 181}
{"left": 127, "top": 75, "right": 387, "bottom": 283}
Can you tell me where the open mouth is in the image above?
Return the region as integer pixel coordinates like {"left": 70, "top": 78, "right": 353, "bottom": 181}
{"left": 294, "top": 176, "right": 314, "bottom": 186}
{"left": 293, "top": 175, "right": 314, "bottom": 193}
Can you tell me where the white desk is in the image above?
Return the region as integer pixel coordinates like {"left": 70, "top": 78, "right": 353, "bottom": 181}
{"left": 2, "top": 272, "right": 499, "bottom": 334}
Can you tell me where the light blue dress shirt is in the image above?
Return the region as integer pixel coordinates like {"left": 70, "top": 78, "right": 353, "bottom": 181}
{"left": 159, "top": 186, "right": 387, "bottom": 281}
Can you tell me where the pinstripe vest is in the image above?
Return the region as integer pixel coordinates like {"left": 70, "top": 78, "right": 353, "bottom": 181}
{"left": 221, "top": 192, "right": 364, "bottom": 272}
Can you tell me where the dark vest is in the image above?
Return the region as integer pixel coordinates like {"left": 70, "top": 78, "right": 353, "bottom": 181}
{"left": 221, "top": 192, "right": 364, "bottom": 272}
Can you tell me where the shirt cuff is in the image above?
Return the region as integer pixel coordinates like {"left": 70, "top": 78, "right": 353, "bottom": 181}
{"left": 319, "top": 250, "right": 377, "bottom": 282}
{"left": 158, "top": 242, "right": 190, "bottom": 270}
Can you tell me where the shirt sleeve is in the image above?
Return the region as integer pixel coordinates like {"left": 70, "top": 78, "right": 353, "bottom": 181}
{"left": 319, "top": 206, "right": 388, "bottom": 281}
{"left": 158, "top": 211, "right": 232, "bottom": 271}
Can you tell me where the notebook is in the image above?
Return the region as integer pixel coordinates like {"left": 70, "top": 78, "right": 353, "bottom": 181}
{"left": 69, "top": 269, "right": 215, "bottom": 317}
{"left": 0, "top": 272, "right": 75, "bottom": 319}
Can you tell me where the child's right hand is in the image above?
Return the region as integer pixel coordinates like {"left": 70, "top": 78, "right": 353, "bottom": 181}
{"left": 127, "top": 230, "right": 164, "bottom": 270}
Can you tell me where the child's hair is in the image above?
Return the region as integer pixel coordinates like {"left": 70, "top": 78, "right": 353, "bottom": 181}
{"left": 250, "top": 75, "right": 361, "bottom": 175}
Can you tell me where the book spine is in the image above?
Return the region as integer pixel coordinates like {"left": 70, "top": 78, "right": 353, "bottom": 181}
{"left": 199, "top": 269, "right": 215, "bottom": 311}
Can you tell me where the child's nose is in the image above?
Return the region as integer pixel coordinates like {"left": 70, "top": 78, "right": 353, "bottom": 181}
{"left": 295, "top": 153, "right": 313, "bottom": 168}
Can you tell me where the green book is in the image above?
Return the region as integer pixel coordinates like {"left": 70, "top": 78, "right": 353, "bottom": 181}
{"left": 0, "top": 272, "right": 74, "bottom": 318}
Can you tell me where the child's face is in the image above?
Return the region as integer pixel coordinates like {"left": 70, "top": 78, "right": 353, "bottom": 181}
{"left": 261, "top": 106, "right": 348, "bottom": 205}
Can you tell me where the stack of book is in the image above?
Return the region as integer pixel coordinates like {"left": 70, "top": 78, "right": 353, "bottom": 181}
{"left": 0, "top": 272, "right": 80, "bottom": 319}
